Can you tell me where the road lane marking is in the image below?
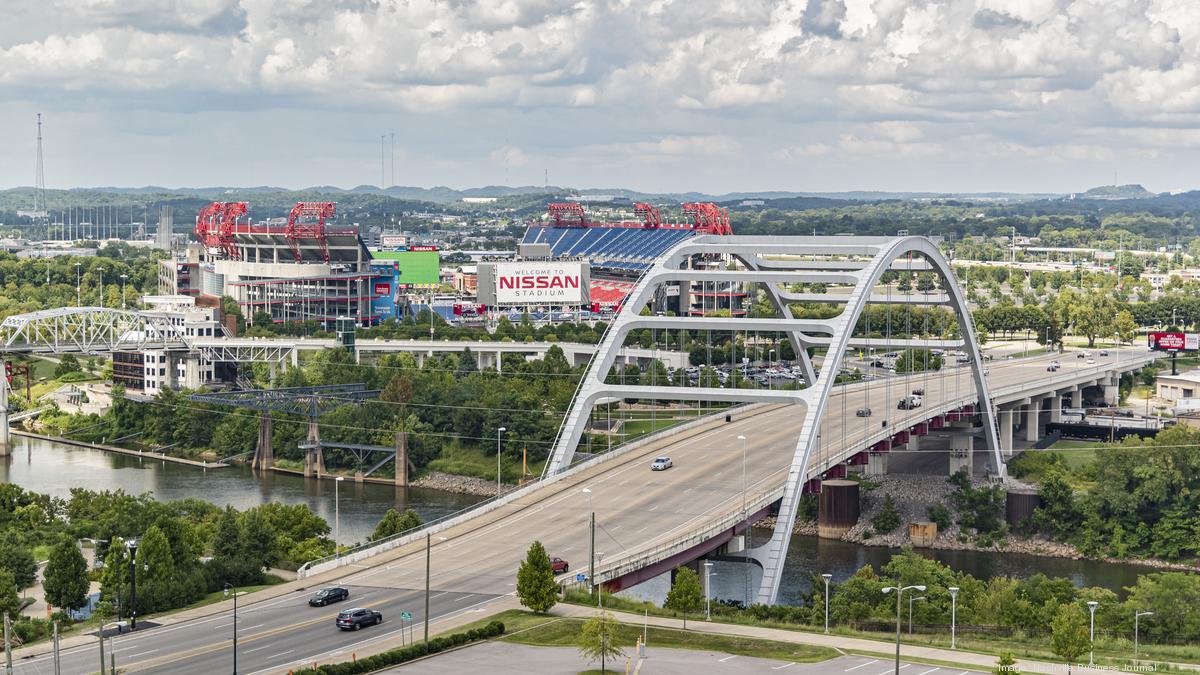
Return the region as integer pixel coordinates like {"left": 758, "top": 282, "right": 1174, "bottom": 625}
{"left": 266, "top": 650, "right": 294, "bottom": 659}
{"left": 453, "top": 594, "right": 475, "bottom": 602}
{"left": 244, "top": 644, "right": 275, "bottom": 653}
{"left": 719, "top": 655, "right": 738, "bottom": 662}
{"left": 122, "top": 649, "right": 158, "bottom": 658}
{"left": 773, "top": 663, "right": 796, "bottom": 670}
{"left": 431, "top": 591, "right": 450, "bottom": 599}
{"left": 846, "top": 660, "right": 879, "bottom": 671}
{"left": 918, "top": 668, "right": 939, "bottom": 675}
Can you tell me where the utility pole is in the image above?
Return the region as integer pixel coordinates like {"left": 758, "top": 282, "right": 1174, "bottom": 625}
{"left": 52, "top": 621, "right": 60, "bottom": 675}
{"left": 4, "top": 612, "right": 12, "bottom": 675}
{"left": 424, "top": 532, "right": 431, "bottom": 642}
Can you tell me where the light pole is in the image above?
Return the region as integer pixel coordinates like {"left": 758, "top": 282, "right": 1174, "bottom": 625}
{"left": 223, "top": 583, "right": 238, "bottom": 674}
{"left": 120, "top": 273, "right": 128, "bottom": 310}
{"left": 1086, "top": 600, "right": 1098, "bottom": 666}
{"left": 822, "top": 573, "right": 832, "bottom": 634}
{"left": 882, "top": 585, "right": 926, "bottom": 675}
{"left": 583, "top": 488, "right": 595, "bottom": 598}
{"left": 496, "top": 427, "right": 507, "bottom": 496}
{"left": 737, "top": 434, "right": 749, "bottom": 605}
{"left": 908, "top": 595, "right": 925, "bottom": 635}
{"left": 949, "top": 587, "right": 960, "bottom": 650}
{"left": 704, "top": 561, "right": 714, "bottom": 621}
{"left": 126, "top": 538, "right": 139, "bottom": 631}
{"left": 334, "top": 476, "right": 345, "bottom": 557}
{"left": 75, "top": 263, "right": 81, "bottom": 306}
{"left": 1134, "top": 610, "right": 1153, "bottom": 661}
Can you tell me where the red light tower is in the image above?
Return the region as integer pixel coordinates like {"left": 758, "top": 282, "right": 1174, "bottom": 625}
{"left": 195, "top": 202, "right": 249, "bottom": 258}
{"left": 682, "top": 202, "right": 732, "bottom": 235}
{"left": 285, "top": 201, "right": 338, "bottom": 262}
{"left": 547, "top": 202, "right": 587, "bottom": 227}
{"left": 634, "top": 202, "right": 662, "bottom": 228}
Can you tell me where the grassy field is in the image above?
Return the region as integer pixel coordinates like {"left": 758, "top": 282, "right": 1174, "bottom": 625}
{"left": 425, "top": 443, "right": 543, "bottom": 483}
{"left": 504, "top": 616, "right": 837, "bottom": 664}
{"left": 1043, "top": 439, "right": 1110, "bottom": 469}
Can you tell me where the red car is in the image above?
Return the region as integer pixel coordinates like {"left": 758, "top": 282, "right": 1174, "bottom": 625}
{"left": 550, "top": 557, "right": 569, "bottom": 574}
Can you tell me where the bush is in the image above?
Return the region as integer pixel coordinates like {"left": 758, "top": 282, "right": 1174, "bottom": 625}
{"left": 927, "top": 503, "right": 952, "bottom": 531}
{"left": 290, "top": 620, "right": 505, "bottom": 674}
{"left": 872, "top": 495, "right": 901, "bottom": 533}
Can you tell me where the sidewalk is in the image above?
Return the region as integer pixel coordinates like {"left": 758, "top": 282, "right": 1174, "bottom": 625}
{"left": 551, "top": 603, "right": 1190, "bottom": 675}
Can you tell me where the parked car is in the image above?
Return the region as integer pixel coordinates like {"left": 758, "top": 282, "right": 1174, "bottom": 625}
{"left": 336, "top": 608, "right": 383, "bottom": 631}
{"left": 309, "top": 587, "right": 350, "bottom": 607}
{"left": 650, "top": 456, "right": 673, "bottom": 471}
{"left": 550, "top": 557, "right": 569, "bottom": 574}
{"left": 856, "top": 408, "right": 872, "bottom": 417}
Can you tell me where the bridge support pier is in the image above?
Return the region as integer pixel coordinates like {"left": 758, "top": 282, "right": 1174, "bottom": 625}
{"left": 1049, "top": 394, "right": 1063, "bottom": 423}
{"left": 864, "top": 451, "right": 888, "bottom": 476}
{"left": 304, "top": 420, "right": 325, "bottom": 478}
{"left": 905, "top": 433, "right": 920, "bottom": 451}
{"left": 949, "top": 432, "right": 973, "bottom": 475}
{"left": 395, "top": 430, "right": 408, "bottom": 487}
{"left": 252, "top": 415, "right": 273, "bottom": 471}
{"left": 1103, "top": 382, "right": 1119, "bottom": 406}
{"left": 1000, "top": 407, "right": 1015, "bottom": 457}
{"left": 1025, "top": 398, "right": 1044, "bottom": 442}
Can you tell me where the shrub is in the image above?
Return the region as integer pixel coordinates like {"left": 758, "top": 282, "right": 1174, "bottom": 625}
{"left": 872, "top": 495, "right": 901, "bottom": 533}
{"left": 290, "top": 620, "right": 505, "bottom": 674}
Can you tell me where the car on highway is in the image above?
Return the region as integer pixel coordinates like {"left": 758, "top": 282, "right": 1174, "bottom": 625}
{"left": 856, "top": 407, "right": 872, "bottom": 417}
{"left": 336, "top": 608, "right": 383, "bottom": 631}
{"left": 1046, "top": 363, "right": 1059, "bottom": 372}
{"left": 911, "top": 388, "right": 925, "bottom": 396}
{"left": 309, "top": 587, "right": 350, "bottom": 607}
{"left": 897, "top": 395, "right": 922, "bottom": 410}
{"left": 1100, "top": 350, "right": 1110, "bottom": 356}
{"left": 650, "top": 456, "right": 673, "bottom": 471}
{"left": 1078, "top": 351, "right": 1091, "bottom": 359}
{"left": 550, "top": 557, "right": 569, "bottom": 574}
{"left": 1087, "top": 358, "right": 1096, "bottom": 364}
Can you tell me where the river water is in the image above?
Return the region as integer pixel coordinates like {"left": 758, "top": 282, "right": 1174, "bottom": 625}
{"left": 1, "top": 435, "right": 1159, "bottom": 602}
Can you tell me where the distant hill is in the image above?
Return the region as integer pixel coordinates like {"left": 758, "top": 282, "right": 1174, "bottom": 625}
{"left": 1079, "top": 184, "right": 1156, "bottom": 200}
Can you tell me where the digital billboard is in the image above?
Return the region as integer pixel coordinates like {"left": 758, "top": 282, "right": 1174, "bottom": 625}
{"left": 494, "top": 262, "right": 585, "bottom": 304}
{"left": 1148, "top": 332, "right": 1198, "bottom": 351}
{"left": 371, "top": 250, "right": 441, "bottom": 288}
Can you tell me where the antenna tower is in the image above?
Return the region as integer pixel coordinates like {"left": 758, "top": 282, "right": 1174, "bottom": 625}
{"left": 34, "top": 113, "right": 47, "bottom": 221}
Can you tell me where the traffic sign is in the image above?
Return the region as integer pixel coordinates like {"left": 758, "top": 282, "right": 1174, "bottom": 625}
{"left": 400, "top": 611, "right": 413, "bottom": 620}
{"left": 576, "top": 573, "right": 586, "bottom": 583}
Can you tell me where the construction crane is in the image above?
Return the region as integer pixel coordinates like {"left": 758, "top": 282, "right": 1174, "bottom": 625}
{"left": 682, "top": 202, "right": 733, "bottom": 235}
{"left": 633, "top": 202, "right": 662, "bottom": 228}
{"left": 195, "top": 202, "right": 249, "bottom": 259}
{"left": 285, "top": 201, "right": 338, "bottom": 262}
{"left": 546, "top": 202, "right": 587, "bottom": 227}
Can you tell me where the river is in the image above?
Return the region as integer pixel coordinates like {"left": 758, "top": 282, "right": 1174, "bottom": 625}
{"left": 1, "top": 435, "right": 1160, "bottom": 602}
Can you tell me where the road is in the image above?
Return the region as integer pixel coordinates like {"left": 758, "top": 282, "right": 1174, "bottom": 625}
{"left": 12, "top": 348, "right": 1146, "bottom": 674}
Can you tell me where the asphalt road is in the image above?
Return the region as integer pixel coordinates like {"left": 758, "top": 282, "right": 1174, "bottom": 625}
{"left": 12, "top": 348, "right": 1143, "bottom": 675}
{"left": 12, "top": 585, "right": 496, "bottom": 675}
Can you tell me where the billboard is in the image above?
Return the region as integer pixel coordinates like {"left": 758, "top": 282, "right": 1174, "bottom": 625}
{"left": 370, "top": 275, "right": 396, "bottom": 321}
{"left": 493, "top": 262, "right": 586, "bottom": 305}
{"left": 371, "top": 250, "right": 441, "bottom": 288}
{"left": 1148, "top": 332, "right": 1198, "bottom": 351}
{"left": 380, "top": 234, "right": 407, "bottom": 248}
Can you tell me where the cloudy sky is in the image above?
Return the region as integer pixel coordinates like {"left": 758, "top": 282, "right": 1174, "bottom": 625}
{"left": 2, "top": 0, "right": 1198, "bottom": 194}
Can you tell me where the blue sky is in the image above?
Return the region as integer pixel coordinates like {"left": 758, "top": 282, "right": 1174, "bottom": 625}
{"left": 2, "top": 0, "right": 1199, "bottom": 194}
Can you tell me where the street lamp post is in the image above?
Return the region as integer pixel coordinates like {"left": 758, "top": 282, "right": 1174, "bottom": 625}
{"left": 1134, "top": 610, "right": 1153, "bottom": 661}
{"left": 126, "top": 539, "right": 139, "bottom": 631}
{"left": 223, "top": 583, "right": 238, "bottom": 674}
{"left": 120, "top": 274, "right": 128, "bottom": 310}
{"left": 1086, "top": 600, "right": 1098, "bottom": 666}
{"left": 737, "top": 434, "right": 749, "bottom": 605}
{"left": 908, "top": 595, "right": 925, "bottom": 635}
{"left": 334, "top": 476, "right": 345, "bottom": 557}
{"left": 822, "top": 573, "right": 832, "bottom": 634}
{"left": 496, "top": 427, "right": 507, "bottom": 496}
{"left": 75, "top": 263, "right": 81, "bottom": 306}
{"left": 949, "top": 587, "right": 960, "bottom": 650}
{"left": 583, "top": 488, "right": 595, "bottom": 598}
{"left": 881, "top": 585, "right": 926, "bottom": 675}
{"left": 703, "top": 561, "right": 714, "bottom": 621}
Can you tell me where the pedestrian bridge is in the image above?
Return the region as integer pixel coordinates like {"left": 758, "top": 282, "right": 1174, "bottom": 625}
{"left": 297, "top": 235, "right": 1156, "bottom": 606}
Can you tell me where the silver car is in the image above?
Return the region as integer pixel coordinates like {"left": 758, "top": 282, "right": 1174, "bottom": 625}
{"left": 650, "top": 456, "right": 673, "bottom": 471}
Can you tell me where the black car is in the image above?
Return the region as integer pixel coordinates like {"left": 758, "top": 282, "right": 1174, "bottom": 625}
{"left": 336, "top": 608, "right": 383, "bottom": 630}
{"left": 309, "top": 587, "right": 350, "bottom": 607}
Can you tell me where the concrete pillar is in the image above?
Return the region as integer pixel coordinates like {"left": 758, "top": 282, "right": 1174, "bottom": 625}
{"left": 268, "top": 362, "right": 277, "bottom": 387}
{"left": 395, "top": 430, "right": 408, "bottom": 487}
{"left": 0, "top": 359, "right": 9, "bottom": 457}
{"left": 1049, "top": 394, "right": 1062, "bottom": 423}
{"left": 290, "top": 348, "right": 299, "bottom": 368}
{"left": 1103, "top": 383, "right": 1119, "bottom": 405}
{"left": 183, "top": 356, "right": 203, "bottom": 389}
{"left": 304, "top": 419, "right": 324, "bottom": 478}
{"left": 906, "top": 434, "right": 920, "bottom": 451}
{"left": 1025, "top": 400, "right": 1041, "bottom": 442}
{"left": 252, "top": 415, "right": 273, "bottom": 471}
{"left": 1000, "top": 407, "right": 1014, "bottom": 456}
{"left": 865, "top": 452, "right": 888, "bottom": 476}
{"left": 949, "top": 432, "right": 973, "bottom": 475}
{"left": 496, "top": 350, "right": 503, "bottom": 373}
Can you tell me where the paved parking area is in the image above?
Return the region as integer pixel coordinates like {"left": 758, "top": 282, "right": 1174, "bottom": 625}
{"left": 392, "top": 643, "right": 988, "bottom": 674}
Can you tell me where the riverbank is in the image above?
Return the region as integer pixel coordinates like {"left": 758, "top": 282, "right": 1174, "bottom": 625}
{"left": 11, "top": 429, "right": 230, "bottom": 469}
{"left": 266, "top": 466, "right": 502, "bottom": 497}
{"left": 757, "top": 472, "right": 1200, "bottom": 574}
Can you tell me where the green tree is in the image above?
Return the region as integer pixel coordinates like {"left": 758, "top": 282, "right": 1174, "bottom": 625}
{"left": 872, "top": 495, "right": 902, "bottom": 533}
{"left": 577, "top": 611, "right": 625, "bottom": 673}
{"left": 136, "top": 525, "right": 178, "bottom": 613}
{"left": 0, "top": 569, "right": 21, "bottom": 621}
{"left": 994, "top": 652, "right": 1016, "bottom": 675}
{"left": 372, "top": 508, "right": 422, "bottom": 541}
{"left": 1050, "top": 603, "right": 1091, "bottom": 673}
{"left": 0, "top": 532, "right": 38, "bottom": 591}
{"left": 43, "top": 539, "right": 90, "bottom": 612}
{"left": 1113, "top": 309, "right": 1138, "bottom": 344}
{"left": 895, "top": 349, "right": 942, "bottom": 374}
{"left": 54, "top": 353, "right": 82, "bottom": 378}
{"left": 515, "top": 540, "right": 558, "bottom": 614}
{"left": 664, "top": 566, "right": 704, "bottom": 629}
{"left": 99, "top": 537, "right": 130, "bottom": 616}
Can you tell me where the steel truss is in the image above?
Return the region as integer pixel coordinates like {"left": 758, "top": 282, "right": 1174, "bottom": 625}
{"left": 188, "top": 383, "right": 378, "bottom": 417}
{"left": 0, "top": 307, "right": 189, "bottom": 354}
{"left": 544, "top": 235, "right": 1001, "bottom": 605}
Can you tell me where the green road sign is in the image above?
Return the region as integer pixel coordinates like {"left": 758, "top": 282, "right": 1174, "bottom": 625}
{"left": 400, "top": 611, "right": 413, "bottom": 620}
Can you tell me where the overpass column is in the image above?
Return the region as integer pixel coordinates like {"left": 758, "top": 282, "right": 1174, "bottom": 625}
{"left": 252, "top": 415, "right": 273, "bottom": 471}
{"left": 496, "top": 350, "right": 503, "bottom": 373}
{"left": 1025, "top": 398, "right": 1044, "bottom": 442}
{"left": 1103, "top": 377, "right": 1119, "bottom": 406}
{"left": 949, "top": 432, "right": 973, "bottom": 475}
{"left": 999, "top": 406, "right": 1014, "bottom": 456}
{"left": 1049, "top": 393, "right": 1063, "bottom": 423}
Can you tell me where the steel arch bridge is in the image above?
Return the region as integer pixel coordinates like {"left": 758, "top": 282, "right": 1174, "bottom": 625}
{"left": 0, "top": 307, "right": 190, "bottom": 354}
{"left": 544, "top": 235, "right": 1001, "bottom": 605}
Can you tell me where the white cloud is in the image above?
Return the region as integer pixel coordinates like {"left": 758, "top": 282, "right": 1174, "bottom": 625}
{"left": 490, "top": 144, "right": 529, "bottom": 167}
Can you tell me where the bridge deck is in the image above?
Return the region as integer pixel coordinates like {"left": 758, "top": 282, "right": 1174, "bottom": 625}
{"left": 315, "top": 349, "right": 1149, "bottom": 597}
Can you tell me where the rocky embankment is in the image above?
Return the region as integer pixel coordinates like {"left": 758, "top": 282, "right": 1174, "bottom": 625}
{"left": 410, "top": 471, "right": 502, "bottom": 497}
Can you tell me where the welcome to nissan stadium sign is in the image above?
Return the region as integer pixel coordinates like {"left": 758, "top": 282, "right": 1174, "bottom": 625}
{"left": 477, "top": 261, "right": 591, "bottom": 306}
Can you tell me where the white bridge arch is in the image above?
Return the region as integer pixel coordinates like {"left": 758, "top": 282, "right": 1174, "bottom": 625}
{"left": 545, "top": 235, "right": 1002, "bottom": 605}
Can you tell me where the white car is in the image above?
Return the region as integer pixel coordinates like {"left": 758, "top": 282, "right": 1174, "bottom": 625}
{"left": 650, "top": 457, "right": 673, "bottom": 471}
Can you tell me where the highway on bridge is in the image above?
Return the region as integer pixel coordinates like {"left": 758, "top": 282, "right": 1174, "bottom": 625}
{"left": 11, "top": 349, "right": 1149, "bottom": 674}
